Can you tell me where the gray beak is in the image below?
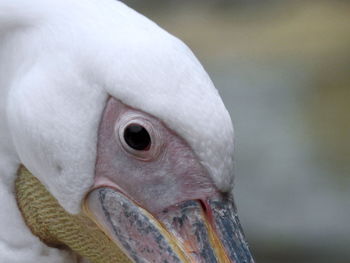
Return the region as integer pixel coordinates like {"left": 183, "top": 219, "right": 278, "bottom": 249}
{"left": 85, "top": 187, "right": 254, "bottom": 263}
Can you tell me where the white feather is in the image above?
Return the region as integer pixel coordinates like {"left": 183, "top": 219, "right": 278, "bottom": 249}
{"left": 0, "top": 0, "right": 234, "bottom": 261}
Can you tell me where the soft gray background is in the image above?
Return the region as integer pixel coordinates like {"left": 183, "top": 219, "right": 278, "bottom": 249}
{"left": 123, "top": 1, "right": 350, "bottom": 262}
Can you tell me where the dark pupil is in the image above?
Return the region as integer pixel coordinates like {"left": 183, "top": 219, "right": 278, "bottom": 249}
{"left": 124, "top": 124, "right": 151, "bottom": 151}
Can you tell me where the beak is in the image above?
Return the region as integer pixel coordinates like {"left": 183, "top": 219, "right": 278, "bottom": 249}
{"left": 83, "top": 187, "right": 254, "bottom": 263}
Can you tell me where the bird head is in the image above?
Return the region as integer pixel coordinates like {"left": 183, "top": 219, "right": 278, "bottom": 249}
{"left": 6, "top": 1, "right": 254, "bottom": 262}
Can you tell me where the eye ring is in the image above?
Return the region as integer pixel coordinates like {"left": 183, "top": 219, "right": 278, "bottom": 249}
{"left": 116, "top": 115, "right": 162, "bottom": 161}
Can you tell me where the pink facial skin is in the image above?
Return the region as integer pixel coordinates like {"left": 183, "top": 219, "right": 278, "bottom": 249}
{"left": 94, "top": 97, "right": 219, "bottom": 215}
{"left": 90, "top": 97, "right": 255, "bottom": 263}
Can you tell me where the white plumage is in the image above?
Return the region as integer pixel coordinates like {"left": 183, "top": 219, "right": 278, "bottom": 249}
{"left": 0, "top": 0, "right": 235, "bottom": 262}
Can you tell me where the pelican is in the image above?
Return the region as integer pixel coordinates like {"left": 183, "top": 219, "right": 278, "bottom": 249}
{"left": 0, "top": 0, "right": 254, "bottom": 262}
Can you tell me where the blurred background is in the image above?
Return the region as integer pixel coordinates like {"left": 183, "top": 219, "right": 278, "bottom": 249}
{"left": 123, "top": 1, "right": 350, "bottom": 262}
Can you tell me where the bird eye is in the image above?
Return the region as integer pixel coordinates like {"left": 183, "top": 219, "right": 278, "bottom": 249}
{"left": 123, "top": 124, "right": 151, "bottom": 151}
{"left": 117, "top": 115, "right": 162, "bottom": 161}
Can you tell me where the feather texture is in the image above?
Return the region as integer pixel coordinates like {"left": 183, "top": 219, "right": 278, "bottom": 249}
{"left": 0, "top": 0, "right": 235, "bottom": 262}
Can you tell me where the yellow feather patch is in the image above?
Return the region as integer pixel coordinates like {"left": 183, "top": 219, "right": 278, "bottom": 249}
{"left": 15, "top": 166, "right": 132, "bottom": 263}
